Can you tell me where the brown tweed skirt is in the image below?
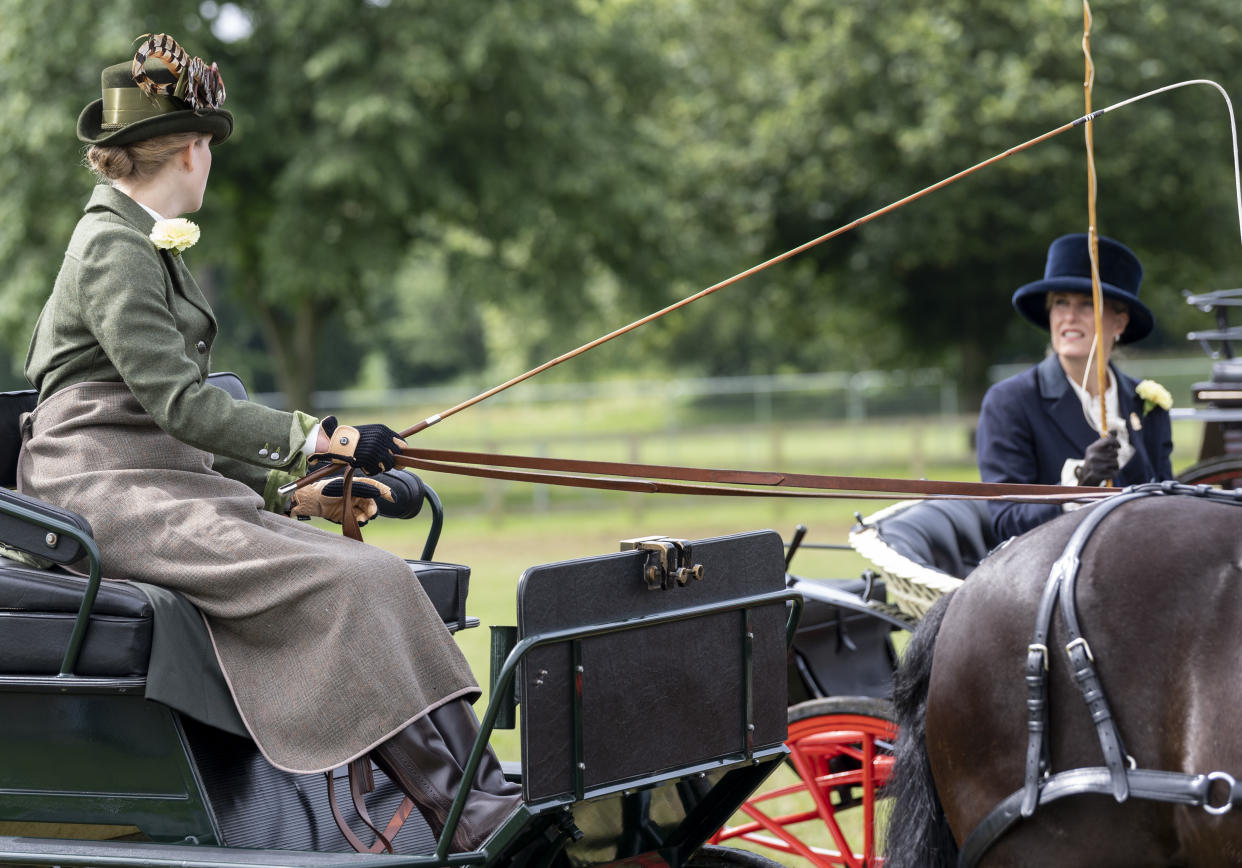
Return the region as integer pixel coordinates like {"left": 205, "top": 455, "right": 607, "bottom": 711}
{"left": 18, "top": 382, "right": 478, "bottom": 773}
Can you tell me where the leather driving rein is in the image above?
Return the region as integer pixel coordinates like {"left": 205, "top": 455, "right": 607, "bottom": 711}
{"left": 328, "top": 447, "right": 1116, "bottom": 543}
{"left": 394, "top": 448, "right": 1112, "bottom": 502}
{"left": 957, "top": 481, "right": 1242, "bottom": 867}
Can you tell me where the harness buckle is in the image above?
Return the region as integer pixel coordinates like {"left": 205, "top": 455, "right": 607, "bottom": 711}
{"left": 1065, "top": 636, "right": 1094, "bottom": 663}
{"left": 1028, "top": 643, "right": 1049, "bottom": 671}
{"left": 1205, "top": 771, "right": 1237, "bottom": 816}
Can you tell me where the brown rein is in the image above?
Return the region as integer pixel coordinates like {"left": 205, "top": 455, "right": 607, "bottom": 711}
{"left": 395, "top": 447, "right": 1112, "bottom": 503}
{"left": 333, "top": 448, "right": 1113, "bottom": 541}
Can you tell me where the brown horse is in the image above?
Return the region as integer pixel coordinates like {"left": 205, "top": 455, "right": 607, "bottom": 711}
{"left": 885, "top": 485, "right": 1242, "bottom": 867}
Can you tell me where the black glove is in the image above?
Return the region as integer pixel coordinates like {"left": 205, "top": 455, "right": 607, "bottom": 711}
{"left": 1075, "top": 434, "right": 1120, "bottom": 486}
{"left": 368, "top": 468, "right": 426, "bottom": 520}
{"left": 314, "top": 416, "right": 406, "bottom": 474}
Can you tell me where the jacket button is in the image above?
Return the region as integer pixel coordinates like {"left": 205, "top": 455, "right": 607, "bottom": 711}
{"left": 196, "top": 340, "right": 208, "bottom": 354}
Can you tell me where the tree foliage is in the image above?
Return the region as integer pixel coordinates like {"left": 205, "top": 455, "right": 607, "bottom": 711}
{"left": 650, "top": 0, "right": 1242, "bottom": 399}
{"left": 0, "top": 0, "right": 696, "bottom": 406}
{"left": 1, "top": 0, "right": 1240, "bottom": 407}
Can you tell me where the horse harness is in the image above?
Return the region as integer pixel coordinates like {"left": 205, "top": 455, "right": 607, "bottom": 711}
{"left": 958, "top": 482, "right": 1242, "bottom": 867}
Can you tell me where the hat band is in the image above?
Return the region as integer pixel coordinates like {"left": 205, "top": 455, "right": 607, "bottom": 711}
{"left": 101, "top": 88, "right": 180, "bottom": 130}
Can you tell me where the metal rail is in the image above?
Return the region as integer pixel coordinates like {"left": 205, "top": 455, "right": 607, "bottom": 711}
{"left": 0, "top": 494, "right": 104, "bottom": 676}
{"left": 444, "top": 587, "right": 802, "bottom": 860}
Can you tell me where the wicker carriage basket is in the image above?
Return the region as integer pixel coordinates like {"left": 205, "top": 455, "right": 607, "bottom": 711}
{"left": 847, "top": 499, "right": 996, "bottom": 620}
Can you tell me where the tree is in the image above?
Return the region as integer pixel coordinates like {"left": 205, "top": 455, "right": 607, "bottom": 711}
{"left": 0, "top": 0, "right": 698, "bottom": 406}
{"left": 646, "top": 0, "right": 1242, "bottom": 401}
{"left": 3, "top": 0, "right": 1240, "bottom": 408}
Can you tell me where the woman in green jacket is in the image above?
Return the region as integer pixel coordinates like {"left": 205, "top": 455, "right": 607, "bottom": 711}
{"left": 18, "top": 35, "right": 518, "bottom": 852}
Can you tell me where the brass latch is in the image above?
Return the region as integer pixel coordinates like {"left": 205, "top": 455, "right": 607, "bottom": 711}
{"left": 620, "top": 536, "right": 705, "bottom": 590}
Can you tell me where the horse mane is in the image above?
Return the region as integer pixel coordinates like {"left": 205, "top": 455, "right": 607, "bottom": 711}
{"left": 884, "top": 591, "right": 959, "bottom": 868}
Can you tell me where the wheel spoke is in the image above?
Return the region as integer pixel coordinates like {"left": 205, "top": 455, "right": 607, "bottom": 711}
{"left": 790, "top": 742, "right": 861, "bottom": 868}
{"left": 718, "top": 702, "right": 898, "bottom": 867}
{"left": 737, "top": 793, "right": 841, "bottom": 866}
{"left": 862, "top": 727, "right": 876, "bottom": 862}
{"left": 811, "top": 755, "right": 894, "bottom": 790}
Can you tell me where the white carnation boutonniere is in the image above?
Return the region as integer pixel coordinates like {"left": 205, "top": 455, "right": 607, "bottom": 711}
{"left": 150, "top": 218, "right": 200, "bottom": 256}
{"left": 1136, "top": 379, "right": 1173, "bottom": 415}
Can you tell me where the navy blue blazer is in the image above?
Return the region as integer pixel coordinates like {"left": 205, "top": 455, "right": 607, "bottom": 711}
{"left": 976, "top": 354, "right": 1173, "bottom": 540}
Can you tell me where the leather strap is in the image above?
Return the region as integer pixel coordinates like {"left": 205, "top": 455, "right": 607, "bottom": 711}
{"left": 960, "top": 766, "right": 1233, "bottom": 868}
{"left": 340, "top": 466, "right": 363, "bottom": 542}
{"left": 326, "top": 765, "right": 387, "bottom": 854}
{"left": 397, "top": 448, "right": 1113, "bottom": 503}
{"left": 348, "top": 758, "right": 391, "bottom": 853}
{"left": 1020, "top": 488, "right": 1148, "bottom": 815}
{"left": 302, "top": 444, "right": 1118, "bottom": 545}
{"left": 325, "top": 760, "right": 416, "bottom": 855}
{"left": 1058, "top": 515, "right": 1133, "bottom": 807}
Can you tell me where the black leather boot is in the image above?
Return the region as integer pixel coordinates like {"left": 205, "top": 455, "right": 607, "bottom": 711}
{"left": 372, "top": 700, "right": 522, "bottom": 852}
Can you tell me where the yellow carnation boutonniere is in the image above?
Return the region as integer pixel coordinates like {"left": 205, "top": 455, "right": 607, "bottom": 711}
{"left": 150, "top": 218, "right": 200, "bottom": 256}
{"left": 1136, "top": 379, "right": 1173, "bottom": 415}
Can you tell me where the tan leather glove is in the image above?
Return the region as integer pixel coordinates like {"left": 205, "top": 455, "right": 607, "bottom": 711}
{"left": 289, "top": 476, "right": 395, "bottom": 526}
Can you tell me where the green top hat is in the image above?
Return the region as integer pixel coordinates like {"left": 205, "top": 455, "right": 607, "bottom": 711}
{"left": 77, "top": 41, "right": 232, "bottom": 147}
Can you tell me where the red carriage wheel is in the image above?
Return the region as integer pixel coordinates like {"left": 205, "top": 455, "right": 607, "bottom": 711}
{"left": 1177, "top": 455, "right": 1242, "bottom": 489}
{"left": 710, "top": 696, "right": 897, "bottom": 867}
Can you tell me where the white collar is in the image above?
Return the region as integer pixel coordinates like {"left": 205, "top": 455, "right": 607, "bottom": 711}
{"left": 112, "top": 185, "right": 166, "bottom": 223}
{"left": 137, "top": 201, "right": 166, "bottom": 223}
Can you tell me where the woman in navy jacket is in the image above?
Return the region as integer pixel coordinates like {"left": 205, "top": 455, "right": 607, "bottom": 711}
{"left": 976, "top": 234, "right": 1173, "bottom": 540}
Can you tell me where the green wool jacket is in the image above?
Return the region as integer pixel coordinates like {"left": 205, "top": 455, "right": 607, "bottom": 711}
{"left": 25, "top": 185, "right": 315, "bottom": 507}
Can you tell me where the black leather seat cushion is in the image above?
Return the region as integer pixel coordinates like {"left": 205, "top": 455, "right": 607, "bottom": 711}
{"left": 0, "top": 563, "right": 153, "bottom": 677}
{"left": 874, "top": 499, "right": 998, "bottom": 579}
{"left": 412, "top": 561, "right": 470, "bottom": 629}
{"left": 0, "top": 559, "right": 470, "bottom": 680}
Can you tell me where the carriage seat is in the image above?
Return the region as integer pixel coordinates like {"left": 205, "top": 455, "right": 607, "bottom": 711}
{"left": 848, "top": 498, "right": 1000, "bottom": 619}
{"left": 0, "top": 374, "right": 471, "bottom": 682}
{"left": 0, "top": 557, "right": 154, "bottom": 676}
{"left": 0, "top": 548, "right": 475, "bottom": 679}
{"left": 867, "top": 498, "right": 998, "bottom": 579}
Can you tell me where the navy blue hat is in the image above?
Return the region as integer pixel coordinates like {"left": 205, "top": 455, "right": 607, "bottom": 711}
{"left": 1011, "top": 233, "right": 1153, "bottom": 344}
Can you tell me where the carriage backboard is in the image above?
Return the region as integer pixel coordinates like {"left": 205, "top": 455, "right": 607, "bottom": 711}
{"left": 516, "top": 529, "right": 789, "bottom": 805}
